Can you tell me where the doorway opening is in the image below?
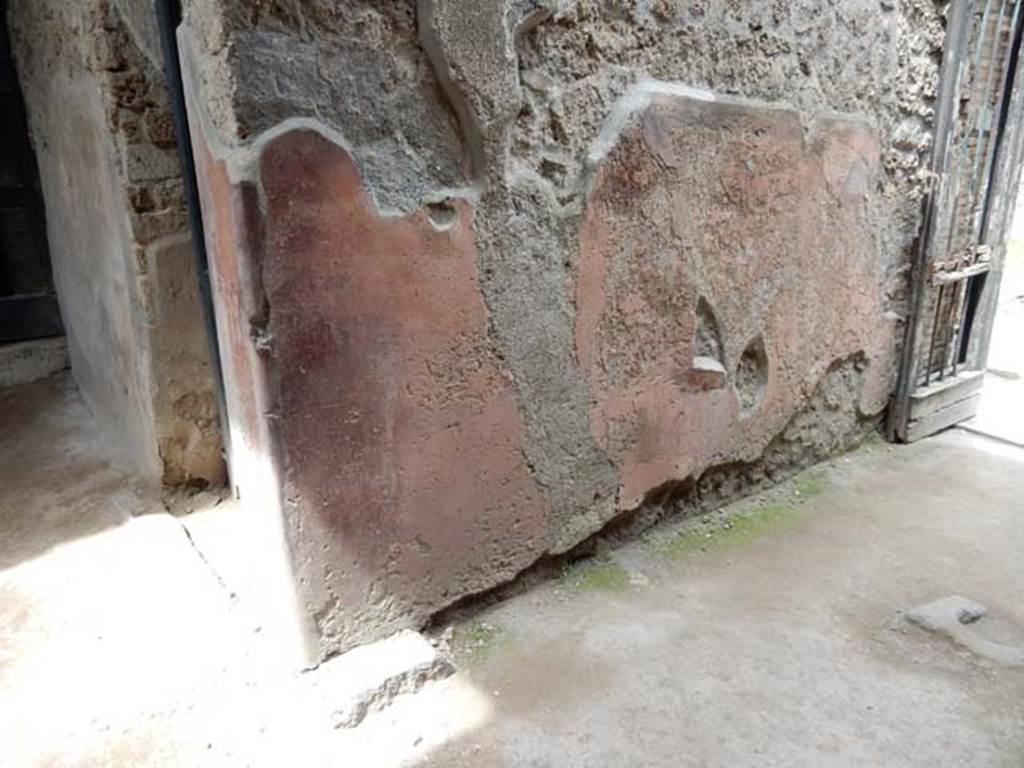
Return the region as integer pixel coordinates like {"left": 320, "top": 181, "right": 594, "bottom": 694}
{"left": 0, "top": 0, "right": 66, "bottom": 386}
{"left": 961, "top": 191, "right": 1024, "bottom": 445}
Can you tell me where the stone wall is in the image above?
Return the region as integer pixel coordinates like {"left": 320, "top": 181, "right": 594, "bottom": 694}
{"left": 179, "top": 0, "right": 946, "bottom": 662}
{"left": 8, "top": 0, "right": 223, "bottom": 486}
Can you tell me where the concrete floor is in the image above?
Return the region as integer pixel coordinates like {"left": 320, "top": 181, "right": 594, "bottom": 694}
{"left": 2, "top": 373, "right": 1023, "bottom": 767}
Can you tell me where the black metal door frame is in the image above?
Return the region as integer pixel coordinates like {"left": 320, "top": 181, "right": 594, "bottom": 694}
{"left": 156, "top": 0, "right": 231, "bottom": 480}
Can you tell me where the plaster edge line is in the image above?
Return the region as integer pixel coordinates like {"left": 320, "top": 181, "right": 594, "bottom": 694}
{"left": 636, "top": 78, "right": 879, "bottom": 134}
{"left": 416, "top": 0, "right": 489, "bottom": 189}
{"left": 584, "top": 78, "right": 882, "bottom": 196}
{"left": 175, "top": 25, "right": 479, "bottom": 220}
{"left": 583, "top": 79, "right": 721, "bottom": 194}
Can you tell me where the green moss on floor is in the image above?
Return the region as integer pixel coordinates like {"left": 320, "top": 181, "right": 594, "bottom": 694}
{"left": 655, "top": 468, "right": 831, "bottom": 562}
{"left": 450, "top": 620, "right": 505, "bottom": 664}
{"left": 564, "top": 555, "right": 632, "bottom": 593}
{"left": 656, "top": 501, "right": 804, "bottom": 561}
{"left": 792, "top": 468, "right": 827, "bottom": 499}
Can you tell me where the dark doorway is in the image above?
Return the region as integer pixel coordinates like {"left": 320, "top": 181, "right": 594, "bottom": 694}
{"left": 0, "top": 0, "right": 62, "bottom": 343}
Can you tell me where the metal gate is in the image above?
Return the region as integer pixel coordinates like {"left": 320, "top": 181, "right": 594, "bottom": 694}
{"left": 890, "top": 0, "right": 1024, "bottom": 441}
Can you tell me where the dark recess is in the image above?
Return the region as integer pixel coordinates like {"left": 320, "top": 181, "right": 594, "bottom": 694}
{"left": 0, "top": 0, "right": 64, "bottom": 343}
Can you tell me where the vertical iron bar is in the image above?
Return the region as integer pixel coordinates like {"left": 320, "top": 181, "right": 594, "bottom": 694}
{"left": 943, "top": 279, "right": 966, "bottom": 377}
{"left": 951, "top": 274, "right": 974, "bottom": 375}
{"left": 938, "top": 281, "right": 954, "bottom": 381}
{"left": 925, "top": 284, "right": 946, "bottom": 386}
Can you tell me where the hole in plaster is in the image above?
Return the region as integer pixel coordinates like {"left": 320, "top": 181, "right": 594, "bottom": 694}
{"left": 735, "top": 335, "right": 768, "bottom": 418}
{"left": 683, "top": 297, "right": 727, "bottom": 392}
{"left": 693, "top": 297, "right": 724, "bottom": 363}
{"left": 426, "top": 200, "right": 458, "bottom": 231}
{"left": 539, "top": 157, "right": 568, "bottom": 185}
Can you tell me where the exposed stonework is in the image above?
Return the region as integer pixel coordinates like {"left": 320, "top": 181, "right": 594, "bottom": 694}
{"left": 178, "top": 0, "right": 946, "bottom": 661}
{"left": 146, "top": 234, "right": 224, "bottom": 485}
{"left": 8, "top": 0, "right": 222, "bottom": 486}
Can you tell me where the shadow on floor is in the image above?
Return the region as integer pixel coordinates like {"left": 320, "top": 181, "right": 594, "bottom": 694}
{"left": 0, "top": 373, "right": 160, "bottom": 570}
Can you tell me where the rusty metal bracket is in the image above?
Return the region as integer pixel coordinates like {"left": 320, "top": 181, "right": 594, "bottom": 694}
{"left": 930, "top": 244, "right": 993, "bottom": 284}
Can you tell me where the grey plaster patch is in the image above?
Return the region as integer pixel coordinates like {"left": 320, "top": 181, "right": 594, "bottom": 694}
{"left": 416, "top": 1, "right": 623, "bottom": 550}
{"left": 177, "top": 26, "right": 478, "bottom": 218}
{"left": 177, "top": 5, "right": 470, "bottom": 215}
{"left": 474, "top": 180, "right": 620, "bottom": 553}
{"left": 906, "top": 596, "right": 1024, "bottom": 668}
{"left": 417, "top": 0, "right": 558, "bottom": 180}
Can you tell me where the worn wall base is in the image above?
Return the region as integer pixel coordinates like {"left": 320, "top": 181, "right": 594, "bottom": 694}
{"left": 0, "top": 337, "right": 70, "bottom": 389}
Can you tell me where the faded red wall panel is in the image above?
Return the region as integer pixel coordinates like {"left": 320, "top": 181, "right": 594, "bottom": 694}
{"left": 578, "top": 91, "right": 893, "bottom": 508}
{"left": 196, "top": 127, "right": 549, "bottom": 656}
